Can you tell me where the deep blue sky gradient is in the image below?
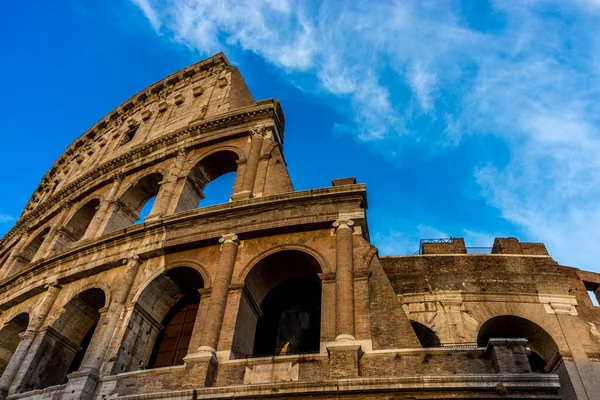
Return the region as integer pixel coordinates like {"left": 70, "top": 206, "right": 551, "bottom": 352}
{"left": 1, "top": 1, "right": 598, "bottom": 271}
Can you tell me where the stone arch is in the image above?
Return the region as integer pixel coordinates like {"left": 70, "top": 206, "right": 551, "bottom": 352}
{"left": 17, "top": 288, "right": 106, "bottom": 391}
{"left": 53, "top": 198, "right": 101, "bottom": 253}
{"left": 0, "top": 313, "right": 29, "bottom": 376}
{"left": 112, "top": 266, "right": 205, "bottom": 374}
{"left": 410, "top": 320, "right": 441, "bottom": 347}
{"left": 163, "top": 259, "right": 212, "bottom": 289}
{"left": 237, "top": 243, "right": 332, "bottom": 283}
{"left": 231, "top": 249, "right": 324, "bottom": 358}
{"left": 477, "top": 315, "right": 558, "bottom": 368}
{"left": 102, "top": 172, "right": 163, "bottom": 234}
{"left": 174, "top": 149, "right": 241, "bottom": 212}
{"left": 477, "top": 314, "right": 575, "bottom": 398}
{"left": 12, "top": 227, "right": 51, "bottom": 272}
{"left": 68, "top": 281, "right": 112, "bottom": 310}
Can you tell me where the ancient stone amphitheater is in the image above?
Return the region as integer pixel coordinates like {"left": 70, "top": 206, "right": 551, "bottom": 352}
{"left": 0, "top": 53, "right": 598, "bottom": 400}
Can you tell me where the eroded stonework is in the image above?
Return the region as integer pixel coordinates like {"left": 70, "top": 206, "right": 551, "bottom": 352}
{"left": 0, "top": 53, "right": 599, "bottom": 400}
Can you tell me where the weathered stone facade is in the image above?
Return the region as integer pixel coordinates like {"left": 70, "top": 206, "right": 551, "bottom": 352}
{"left": 0, "top": 53, "right": 598, "bottom": 399}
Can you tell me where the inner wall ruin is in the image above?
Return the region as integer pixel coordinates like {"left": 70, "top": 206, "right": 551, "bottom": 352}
{"left": 0, "top": 53, "right": 599, "bottom": 399}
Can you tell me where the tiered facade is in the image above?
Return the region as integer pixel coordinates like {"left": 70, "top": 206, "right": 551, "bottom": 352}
{"left": 0, "top": 53, "right": 599, "bottom": 399}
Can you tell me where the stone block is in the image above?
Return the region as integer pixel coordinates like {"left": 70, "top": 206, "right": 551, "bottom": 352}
{"left": 487, "top": 338, "right": 531, "bottom": 374}
{"left": 327, "top": 343, "right": 362, "bottom": 378}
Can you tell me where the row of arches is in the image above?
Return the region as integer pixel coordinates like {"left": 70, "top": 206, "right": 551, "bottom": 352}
{"left": 6, "top": 150, "right": 240, "bottom": 275}
{"left": 0, "top": 248, "right": 574, "bottom": 394}
{"left": 0, "top": 250, "right": 323, "bottom": 391}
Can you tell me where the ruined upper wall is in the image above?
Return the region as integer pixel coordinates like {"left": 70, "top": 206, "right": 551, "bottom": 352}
{"left": 0, "top": 53, "right": 289, "bottom": 258}
{"left": 21, "top": 53, "right": 258, "bottom": 216}
{"left": 383, "top": 237, "right": 563, "bottom": 294}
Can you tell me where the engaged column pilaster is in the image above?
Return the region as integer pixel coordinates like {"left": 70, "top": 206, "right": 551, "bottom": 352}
{"left": 232, "top": 125, "right": 266, "bottom": 200}
{"left": 147, "top": 149, "right": 188, "bottom": 219}
{"left": 0, "top": 283, "right": 62, "bottom": 399}
{"left": 198, "top": 234, "right": 240, "bottom": 354}
{"left": 83, "top": 174, "right": 123, "bottom": 239}
{"left": 333, "top": 219, "right": 356, "bottom": 341}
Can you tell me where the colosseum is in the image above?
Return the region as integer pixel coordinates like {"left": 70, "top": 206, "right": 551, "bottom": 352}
{"left": 0, "top": 53, "right": 598, "bottom": 400}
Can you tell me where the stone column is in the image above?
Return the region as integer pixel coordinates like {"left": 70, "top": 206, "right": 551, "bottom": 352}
{"left": 83, "top": 174, "right": 123, "bottom": 240}
{"left": 327, "top": 220, "right": 361, "bottom": 378}
{"left": 333, "top": 219, "right": 355, "bottom": 341}
{"left": 233, "top": 126, "right": 265, "bottom": 200}
{"left": 62, "top": 255, "right": 142, "bottom": 400}
{"left": 147, "top": 149, "right": 188, "bottom": 219}
{"left": 183, "top": 235, "right": 238, "bottom": 388}
{"left": 37, "top": 204, "right": 72, "bottom": 260}
{"left": 81, "top": 255, "right": 141, "bottom": 371}
{"left": 0, "top": 283, "right": 61, "bottom": 399}
{"left": 198, "top": 234, "right": 239, "bottom": 354}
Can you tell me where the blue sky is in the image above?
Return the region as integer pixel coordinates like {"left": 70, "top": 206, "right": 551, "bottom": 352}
{"left": 1, "top": 0, "right": 600, "bottom": 272}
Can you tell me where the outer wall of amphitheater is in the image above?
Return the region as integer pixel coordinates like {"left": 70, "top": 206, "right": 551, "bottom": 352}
{"left": 0, "top": 53, "right": 599, "bottom": 399}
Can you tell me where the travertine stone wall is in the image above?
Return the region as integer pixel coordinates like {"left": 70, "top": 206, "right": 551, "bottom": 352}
{"left": 0, "top": 54, "right": 591, "bottom": 400}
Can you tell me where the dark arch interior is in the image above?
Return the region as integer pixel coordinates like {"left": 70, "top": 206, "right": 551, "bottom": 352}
{"left": 477, "top": 315, "right": 558, "bottom": 366}
{"left": 410, "top": 321, "right": 441, "bottom": 347}
{"left": 18, "top": 288, "right": 105, "bottom": 391}
{"left": 103, "top": 173, "right": 162, "bottom": 233}
{"left": 19, "top": 227, "right": 51, "bottom": 265}
{"left": 475, "top": 313, "right": 581, "bottom": 398}
{"left": 253, "top": 279, "right": 321, "bottom": 356}
{"left": 114, "top": 267, "right": 204, "bottom": 373}
{"left": 231, "top": 250, "right": 322, "bottom": 359}
{"left": 175, "top": 151, "right": 239, "bottom": 212}
{"left": 53, "top": 199, "right": 101, "bottom": 253}
{"left": 0, "top": 313, "right": 29, "bottom": 376}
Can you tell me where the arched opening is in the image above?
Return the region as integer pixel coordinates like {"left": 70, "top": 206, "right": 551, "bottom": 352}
{"left": 53, "top": 199, "right": 100, "bottom": 253}
{"left": 477, "top": 315, "right": 575, "bottom": 398}
{"left": 103, "top": 173, "right": 162, "bottom": 234}
{"left": 18, "top": 288, "right": 105, "bottom": 391}
{"left": 175, "top": 151, "right": 239, "bottom": 212}
{"left": 12, "top": 227, "right": 51, "bottom": 272}
{"left": 231, "top": 250, "right": 322, "bottom": 359}
{"left": 0, "top": 313, "right": 29, "bottom": 376}
{"left": 410, "top": 321, "right": 441, "bottom": 347}
{"left": 111, "top": 267, "right": 204, "bottom": 373}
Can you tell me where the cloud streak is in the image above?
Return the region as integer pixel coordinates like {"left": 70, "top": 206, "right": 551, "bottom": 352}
{"left": 130, "top": 0, "right": 600, "bottom": 270}
{"left": 0, "top": 214, "right": 15, "bottom": 224}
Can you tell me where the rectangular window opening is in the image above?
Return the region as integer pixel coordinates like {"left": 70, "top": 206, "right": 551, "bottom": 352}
{"left": 120, "top": 126, "right": 138, "bottom": 146}
{"left": 587, "top": 289, "right": 600, "bottom": 307}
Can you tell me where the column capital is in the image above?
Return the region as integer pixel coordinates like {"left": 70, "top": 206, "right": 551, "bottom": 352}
{"left": 113, "top": 172, "right": 125, "bottom": 182}
{"left": 333, "top": 219, "right": 354, "bottom": 231}
{"left": 176, "top": 147, "right": 189, "bottom": 158}
{"left": 219, "top": 234, "right": 239, "bottom": 246}
{"left": 44, "top": 282, "right": 62, "bottom": 291}
{"left": 122, "top": 253, "right": 141, "bottom": 267}
{"left": 249, "top": 124, "right": 267, "bottom": 140}
{"left": 18, "top": 330, "right": 36, "bottom": 341}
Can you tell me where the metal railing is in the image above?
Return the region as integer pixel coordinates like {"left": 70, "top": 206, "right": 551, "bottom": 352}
{"left": 414, "top": 238, "right": 454, "bottom": 255}
{"left": 412, "top": 238, "right": 493, "bottom": 255}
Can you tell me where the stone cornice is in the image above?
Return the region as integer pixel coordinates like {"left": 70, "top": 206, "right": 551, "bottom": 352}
{"left": 0, "top": 102, "right": 284, "bottom": 250}
{"left": 21, "top": 54, "right": 231, "bottom": 215}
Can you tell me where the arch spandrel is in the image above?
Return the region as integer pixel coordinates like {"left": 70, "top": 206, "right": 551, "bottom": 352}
{"left": 467, "top": 302, "right": 570, "bottom": 351}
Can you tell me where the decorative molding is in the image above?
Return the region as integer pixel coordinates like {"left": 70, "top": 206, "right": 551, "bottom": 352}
{"left": 0, "top": 103, "right": 283, "bottom": 250}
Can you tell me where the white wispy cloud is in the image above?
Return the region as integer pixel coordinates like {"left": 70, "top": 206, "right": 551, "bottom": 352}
{"left": 130, "top": 0, "right": 161, "bottom": 31}
{"left": 130, "top": 0, "right": 600, "bottom": 270}
{"left": 0, "top": 214, "right": 15, "bottom": 224}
